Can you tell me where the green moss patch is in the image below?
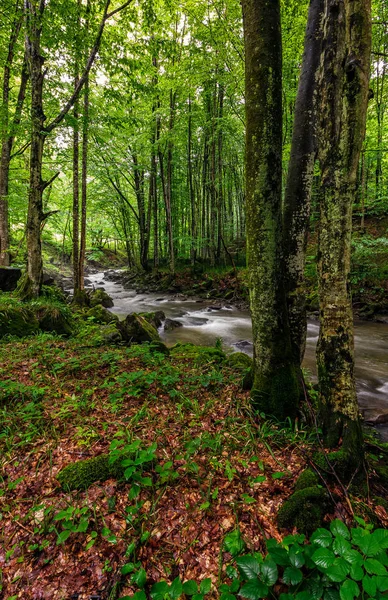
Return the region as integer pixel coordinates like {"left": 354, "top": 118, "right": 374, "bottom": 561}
{"left": 57, "top": 454, "right": 125, "bottom": 491}
{"left": 85, "top": 304, "right": 119, "bottom": 325}
{"left": 294, "top": 468, "right": 320, "bottom": 491}
{"left": 170, "top": 343, "right": 225, "bottom": 364}
{"left": 0, "top": 296, "right": 39, "bottom": 338}
{"left": 277, "top": 486, "right": 329, "bottom": 535}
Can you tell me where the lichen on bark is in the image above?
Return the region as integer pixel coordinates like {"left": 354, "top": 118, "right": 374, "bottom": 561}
{"left": 241, "top": 0, "right": 300, "bottom": 420}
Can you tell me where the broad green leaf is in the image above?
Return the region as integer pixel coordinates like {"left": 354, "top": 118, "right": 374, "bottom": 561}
{"left": 224, "top": 530, "right": 245, "bottom": 557}
{"left": 283, "top": 534, "right": 306, "bottom": 546}
{"left": 323, "top": 590, "right": 340, "bottom": 600}
{"left": 357, "top": 534, "right": 382, "bottom": 557}
{"left": 364, "top": 558, "right": 387, "bottom": 576}
{"left": 183, "top": 580, "right": 198, "bottom": 596}
{"left": 150, "top": 581, "right": 170, "bottom": 600}
{"left": 295, "top": 593, "right": 310, "bottom": 600}
{"left": 220, "top": 595, "right": 237, "bottom": 600}
{"left": 342, "top": 549, "right": 363, "bottom": 566}
{"left": 238, "top": 580, "right": 269, "bottom": 600}
{"left": 375, "top": 575, "right": 388, "bottom": 592}
{"left": 121, "top": 563, "right": 136, "bottom": 575}
{"left": 56, "top": 529, "right": 72, "bottom": 544}
{"left": 333, "top": 535, "right": 351, "bottom": 556}
{"left": 282, "top": 567, "right": 303, "bottom": 586}
{"left": 310, "top": 528, "right": 333, "bottom": 548}
{"left": 199, "top": 578, "right": 212, "bottom": 594}
{"left": 350, "top": 563, "right": 364, "bottom": 581}
{"left": 373, "top": 529, "right": 388, "bottom": 549}
{"left": 289, "top": 545, "right": 305, "bottom": 568}
{"left": 339, "top": 579, "right": 359, "bottom": 600}
{"left": 131, "top": 568, "right": 147, "bottom": 589}
{"left": 326, "top": 558, "right": 350, "bottom": 583}
{"left": 362, "top": 574, "right": 377, "bottom": 596}
{"left": 260, "top": 559, "right": 278, "bottom": 586}
{"left": 330, "top": 520, "right": 350, "bottom": 540}
{"left": 236, "top": 555, "right": 261, "bottom": 580}
{"left": 312, "top": 547, "right": 336, "bottom": 569}
{"left": 268, "top": 545, "right": 290, "bottom": 567}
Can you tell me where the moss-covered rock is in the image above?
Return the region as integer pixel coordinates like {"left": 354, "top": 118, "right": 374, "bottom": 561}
{"left": 0, "top": 296, "right": 39, "bottom": 338}
{"left": 294, "top": 468, "right": 320, "bottom": 491}
{"left": 117, "top": 314, "right": 160, "bottom": 344}
{"left": 170, "top": 342, "right": 225, "bottom": 364}
{"left": 149, "top": 340, "right": 170, "bottom": 356}
{"left": 139, "top": 311, "right": 166, "bottom": 329}
{"left": 90, "top": 289, "right": 114, "bottom": 308}
{"left": 313, "top": 449, "right": 362, "bottom": 485}
{"left": 57, "top": 454, "right": 125, "bottom": 490}
{"left": 32, "top": 300, "right": 74, "bottom": 336}
{"left": 277, "top": 486, "right": 329, "bottom": 535}
{"left": 85, "top": 304, "right": 118, "bottom": 325}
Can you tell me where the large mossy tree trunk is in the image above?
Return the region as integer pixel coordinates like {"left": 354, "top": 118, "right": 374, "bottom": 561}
{"left": 283, "top": 0, "right": 324, "bottom": 365}
{"left": 242, "top": 0, "right": 300, "bottom": 420}
{"left": 317, "top": 0, "right": 371, "bottom": 462}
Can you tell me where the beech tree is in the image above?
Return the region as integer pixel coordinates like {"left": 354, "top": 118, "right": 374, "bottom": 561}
{"left": 241, "top": 0, "right": 300, "bottom": 420}
{"left": 21, "top": 0, "right": 132, "bottom": 298}
{"left": 317, "top": 0, "right": 371, "bottom": 462}
{"left": 283, "top": 0, "right": 324, "bottom": 365}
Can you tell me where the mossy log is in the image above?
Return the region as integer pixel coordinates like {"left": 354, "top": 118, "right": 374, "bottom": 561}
{"left": 57, "top": 454, "right": 125, "bottom": 491}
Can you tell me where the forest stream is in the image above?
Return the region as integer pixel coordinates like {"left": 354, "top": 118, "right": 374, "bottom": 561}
{"left": 88, "top": 271, "right": 388, "bottom": 441}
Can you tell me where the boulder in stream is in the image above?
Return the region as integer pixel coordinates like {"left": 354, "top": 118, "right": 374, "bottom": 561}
{"left": 164, "top": 318, "right": 183, "bottom": 331}
{"left": 90, "top": 288, "right": 114, "bottom": 308}
{"left": 117, "top": 313, "right": 160, "bottom": 344}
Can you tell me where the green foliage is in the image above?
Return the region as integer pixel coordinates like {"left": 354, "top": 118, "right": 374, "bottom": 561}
{"left": 121, "top": 522, "right": 388, "bottom": 600}
{"left": 0, "top": 296, "right": 39, "bottom": 338}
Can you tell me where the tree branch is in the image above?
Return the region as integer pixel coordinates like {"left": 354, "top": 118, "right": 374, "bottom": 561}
{"left": 41, "top": 171, "right": 60, "bottom": 191}
{"left": 45, "top": 0, "right": 133, "bottom": 133}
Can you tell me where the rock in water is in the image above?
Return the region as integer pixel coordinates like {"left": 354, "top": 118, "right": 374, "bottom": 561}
{"left": 0, "top": 267, "right": 22, "bottom": 291}
{"left": 164, "top": 318, "right": 183, "bottom": 331}
{"left": 117, "top": 313, "right": 160, "bottom": 343}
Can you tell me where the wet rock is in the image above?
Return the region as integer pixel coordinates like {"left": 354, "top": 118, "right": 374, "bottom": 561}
{"left": 164, "top": 318, "right": 183, "bottom": 331}
{"left": 365, "top": 413, "right": 388, "bottom": 425}
{"left": 207, "top": 305, "right": 222, "bottom": 311}
{"left": 234, "top": 340, "right": 253, "bottom": 351}
{"left": 84, "top": 278, "right": 92, "bottom": 286}
{"left": 117, "top": 313, "right": 160, "bottom": 343}
{"left": 0, "top": 267, "right": 22, "bottom": 291}
{"left": 90, "top": 289, "right": 114, "bottom": 308}
{"left": 140, "top": 311, "right": 166, "bottom": 329}
{"left": 155, "top": 298, "right": 165, "bottom": 302}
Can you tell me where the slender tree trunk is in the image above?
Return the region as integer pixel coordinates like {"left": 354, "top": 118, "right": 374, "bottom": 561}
{"left": 188, "top": 96, "right": 196, "bottom": 266}
{"left": 72, "top": 81, "right": 80, "bottom": 293}
{"left": 166, "top": 89, "right": 175, "bottom": 274}
{"left": 22, "top": 0, "right": 131, "bottom": 296}
{"left": 0, "top": 5, "right": 25, "bottom": 266}
{"left": 79, "top": 0, "right": 90, "bottom": 290}
{"left": 283, "top": 0, "right": 324, "bottom": 365}
{"left": 242, "top": 0, "right": 300, "bottom": 419}
{"left": 216, "top": 84, "right": 224, "bottom": 263}
{"left": 317, "top": 0, "right": 371, "bottom": 460}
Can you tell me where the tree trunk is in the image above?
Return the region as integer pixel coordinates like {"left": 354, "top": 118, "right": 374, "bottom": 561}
{"left": 317, "top": 0, "right": 371, "bottom": 460}
{"left": 72, "top": 82, "right": 80, "bottom": 293}
{"left": 0, "top": 5, "right": 25, "bottom": 266}
{"left": 242, "top": 0, "right": 300, "bottom": 419}
{"left": 283, "top": 0, "right": 324, "bottom": 365}
{"left": 188, "top": 96, "right": 196, "bottom": 266}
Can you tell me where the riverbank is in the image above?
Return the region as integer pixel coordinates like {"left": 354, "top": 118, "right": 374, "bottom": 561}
{"left": 1, "top": 313, "right": 388, "bottom": 599}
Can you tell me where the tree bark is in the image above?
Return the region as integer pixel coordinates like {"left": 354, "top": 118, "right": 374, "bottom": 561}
{"left": 0, "top": 3, "right": 25, "bottom": 266}
{"left": 283, "top": 0, "right": 324, "bottom": 364}
{"left": 242, "top": 0, "right": 300, "bottom": 419}
{"left": 22, "top": 0, "right": 132, "bottom": 297}
{"left": 317, "top": 0, "right": 371, "bottom": 459}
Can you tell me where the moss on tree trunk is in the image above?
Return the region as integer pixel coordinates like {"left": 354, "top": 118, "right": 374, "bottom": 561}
{"left": 242, "top": 0, "right": 300, "bottom": 420}
{"left": 317, "top": 0, "right": 371, "bottom": 464}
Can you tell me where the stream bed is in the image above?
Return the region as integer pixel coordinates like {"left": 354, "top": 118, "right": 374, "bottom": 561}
{"left": 88, "top": 271, "right": 388, "bottom": 441}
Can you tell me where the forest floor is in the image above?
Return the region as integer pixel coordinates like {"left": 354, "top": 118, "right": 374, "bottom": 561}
{"left": 1, "top": 328, "right": 388, "bottom": 600}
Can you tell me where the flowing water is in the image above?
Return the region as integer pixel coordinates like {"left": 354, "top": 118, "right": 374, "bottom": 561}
{"left": 88, "top": 272, "right": 388, "bottom": 440}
